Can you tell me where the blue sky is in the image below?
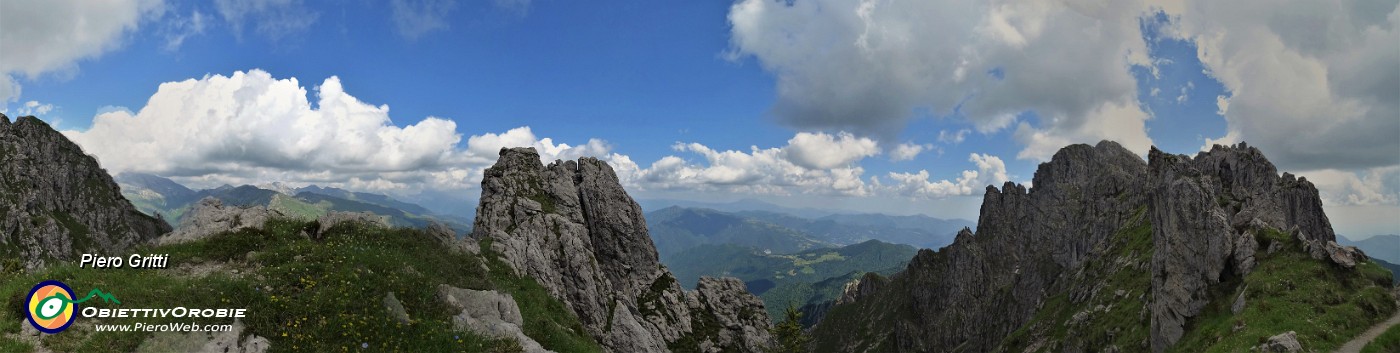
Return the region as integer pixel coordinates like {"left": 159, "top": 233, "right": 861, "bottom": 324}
{"left": 2, "top": 0, "right": 1396, "bottom": 237}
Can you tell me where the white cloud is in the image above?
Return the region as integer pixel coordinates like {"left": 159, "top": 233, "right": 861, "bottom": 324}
{"left": 62, "top": 69, "right": 611, "bottom": 196}
{"left": 882, "top": 153, "right": 1011, "bottom": 198}
{"left": 0, "top": 0, "right": 163, "bottom": 103}
{"left": 783, "top": 132, "right": 881, "bottom": 169}
{"left": 390, "top": 0, "right": 458, "bottom": 40}
{"left": 215, "top": 0, "right": 318, "bottom": 42}
{"left": 890, "top": 142, "right": 932, "bottom": 162}
{"left": 162, "top": 9, "right": 207, "bottom": 51}
{"left": 1301, "top": 167, "right": 1400, "bottom": 206}
{"left": 726, "top": 0, "right": 1155, "bottom": 157}
{"left": 937, "top": 129, "right": 970, "bottom": 144}
{"left": 1013, "top": 100, "right": 1153, "bottom": 161}
{"left": 1162, "top": 0, "right": 1399, "bottom": 170}
{"left": 18, "top": 101, "right": 53, "bottom": 116}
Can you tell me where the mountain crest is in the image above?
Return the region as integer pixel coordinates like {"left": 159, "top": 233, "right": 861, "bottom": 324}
{"left": 0, "top": 113, "right": 172, "bottom": 269}
{"left": 473, "top": 147, "right": 771, "bottom": 352}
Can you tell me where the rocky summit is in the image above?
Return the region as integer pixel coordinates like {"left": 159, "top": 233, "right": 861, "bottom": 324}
{"left": 472, "top": 147, "right": 772, "bottom": 352}
{"left": 0, "top": 114, "right": 171, "bottom": 269}
{"left": 810, "top": 141, "right": 1392, "bottom": 353}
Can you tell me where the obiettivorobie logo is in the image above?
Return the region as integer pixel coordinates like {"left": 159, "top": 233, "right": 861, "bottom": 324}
{"left": 25, "top": 280, "right": 120, "bottom": 334}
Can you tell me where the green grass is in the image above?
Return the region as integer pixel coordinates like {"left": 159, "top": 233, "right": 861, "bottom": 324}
{"left": 1361, "top": 324, "right": 1400, "bottom": 353}
{"left": 267, "top": 194, "right": 326, "bottom": 220}
{"left": 1169, "top": 228, "right": 1396, "bottom": 353}
{"left": 1, "top": 218, "right": 603, "bottom": 352}
{"left": 996, "top": 208, "right": 1154, "bottom": 352}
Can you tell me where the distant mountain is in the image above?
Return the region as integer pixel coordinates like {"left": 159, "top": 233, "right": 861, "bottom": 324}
{"left": 115, "top": 174, "right": 470, "bottom": 234}
{"left": 1375, "top": 258, "right": 1400, "bottom": 286}
{"left": 665, "top": 240, "right": 917, "bottom": 322}
{"left": 638, "top": 198, "right": 851, "bottom": 219}
{"left": 296, "top": 185, "right": 434, "bottom": 216}
{"left": 1338, "top": 234, "right": 1400, "bottom": 264}
{"left": 646, "top": 206, "right": 834, "bottom": 258}
{"left": 738, "top": 210, "right": 973, "bottom": 250}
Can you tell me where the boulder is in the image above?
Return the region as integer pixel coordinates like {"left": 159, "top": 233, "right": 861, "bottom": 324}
{"left": 437, "top": 285, "right": 551, "bottom": 353}
{"left": 1256, "top": 331, "right": 1302, "bottom": 352}
{"left": 157, "top": 197, "right": 281, "bottom": 245}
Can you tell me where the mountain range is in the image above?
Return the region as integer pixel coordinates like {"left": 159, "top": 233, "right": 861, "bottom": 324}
{"left": 116, "top": 173, "right": 471, "bottom": 234}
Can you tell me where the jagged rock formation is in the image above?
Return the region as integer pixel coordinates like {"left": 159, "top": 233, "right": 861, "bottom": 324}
{"left": 156, "top": 197, "right": 282, "bottom": 245}
{"left": 437, "top": 285, "right": 552, "bottom": 353}
{"left": 810, "top": 141, "right": 1375, "bottom": 353}
{"left": 471, "top": 147, "right": 771, "bottom": 352}
{"left": 314, "top": 211, "right": 388, "bottom": 235}
{"left": 0, "top": 114, "right": 171, "bottom": 269}
{"left": 1147, "top": 143, "right": 1342, "bottom": 351}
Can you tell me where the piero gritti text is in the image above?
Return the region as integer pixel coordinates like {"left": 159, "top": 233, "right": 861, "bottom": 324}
{"left": 79, "top": 254, "right": 170, "bottom": 269}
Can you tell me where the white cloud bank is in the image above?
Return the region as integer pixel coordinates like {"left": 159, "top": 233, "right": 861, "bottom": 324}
{"left": 0, "top": 0, "right": 164, "bottom": 104}
{"left": 66, "top": 70, "right": 1001, "bottom": 201}
{"left": 64, "top": 70, "right": 609, "bottom": 194}
{"left": 726, "top": 0, "right": 1156, "bottom": 160}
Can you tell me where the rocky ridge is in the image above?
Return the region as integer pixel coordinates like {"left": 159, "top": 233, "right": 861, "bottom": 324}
{"left": 810, "top": 141, "right": 1376, "bottom": 353}
{"left": 0, "top": 114, "right": 171, "bottom": 269}
{"left": 471, "top": 147, "right": 772, "bottom": 352}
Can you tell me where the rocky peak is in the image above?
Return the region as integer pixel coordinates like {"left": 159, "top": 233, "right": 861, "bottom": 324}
{"left": 0, "top": 113, "right": 172, "bottom": 269}
{"left": 473, "top": 147, "right": 770, "bottom": 352}
{"left": 1148, "top": 142, "right": 1338, "bottom": 352}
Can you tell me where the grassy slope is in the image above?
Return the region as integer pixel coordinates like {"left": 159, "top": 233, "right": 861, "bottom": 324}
{"left": 1361, "top": 324, "right": 1400, "bottom": 353}
{"left": 0, "top": 219, "right": 600, "bottom": 353}
{"left": 1169, "top": 228, "right": 1395, "bottom": 352}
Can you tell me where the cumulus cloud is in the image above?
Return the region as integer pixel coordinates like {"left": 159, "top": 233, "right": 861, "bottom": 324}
{"left": 882, "top": 153, "right": 1011, "bottom": 198}
{"left": 1302, "top": 167, "right": 1400, "bottom": 206}
{"left": 783, "top": 132, "right": 881, "bottom": 169}
{"left": 63, "top": 70, "right": 609, "bottom": 195}
{"left": 1162, "top": 0, "right": 1400, "bottom": 171}
{"left": 0, "top": 0, "right": 163, "bottom": 103}
{"left": 890, "top": 142, "right": 932, "bottom": 161}
{"left": 937, "top": 129, "right": 970, "bottom": 145}
{"left": 726, "top": 0, "right": 1156, "bottom": 158}
{"left": 390, "top": 0, "right": 458, "bottom": 40}
{"left": 215, "top": 0, "right": 318, "bottom": 42}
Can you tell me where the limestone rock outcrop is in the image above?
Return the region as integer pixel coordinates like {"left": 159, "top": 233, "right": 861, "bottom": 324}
{"left": 809, "top": 141, "right": 1355, "bottom": 353}
{"left": 156, "top": 197, "right": 281, "bottom": 245}
{"left": 471, "top": 147, "right": 771, "bottom": 352}
{"left": 0, "top": 114, "right": 171, "bottom": 269}
{"left": 1148, "top": 143, "right": 1340, "bottom": 351}
{"left": 438, "top": 285, "right": 551, "bottom": 353}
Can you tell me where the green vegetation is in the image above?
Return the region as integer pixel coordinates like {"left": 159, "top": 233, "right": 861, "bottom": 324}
{"left": 665, "top": 240, "right": 917, "bottom": 322}
{"left": 997, "top": 208, "right": 1154, "bottom": 352}
{"left": 769, "top": 304, "right": 810, "bottom": 353}
{"left": 1169, "top": 228, "right": 1396, "bottom": 353}
{"left": 0, "top": 218, "right": 601, "bottom": 352}
{"left": 1361, "top": 324, "right": 1400, "bottom": 353}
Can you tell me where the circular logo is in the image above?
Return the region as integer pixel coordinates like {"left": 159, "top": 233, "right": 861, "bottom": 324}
{"left": 26, "top": 280, "right": 77, "bottom": 334}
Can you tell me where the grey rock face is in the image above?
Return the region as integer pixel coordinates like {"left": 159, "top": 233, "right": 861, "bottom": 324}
{"left": 156, "top": 197, "right": 281, "bottom": 245}
{"left": 1257, "top": 331, "right": 1303, "bottom": 352}
{"left": 0, "top": 114, "right": 171, "bottom": 269}
{"left": 811, "top": 141, "right": 1346, "bottom": 353}
{"left": 428, "top": 221, "right": 479, "bottom": 254}
{"left": 1148, "top": 144, "right": 1337, "bottom": 352}
{"left": 437, "top": 285, "right": 552, "bottom": 353}
{"left": 471, "top": 147, "right": 771, "bottom": 352}
{"left": 813, "top": 141, "right": 1150, "bottom": 352}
